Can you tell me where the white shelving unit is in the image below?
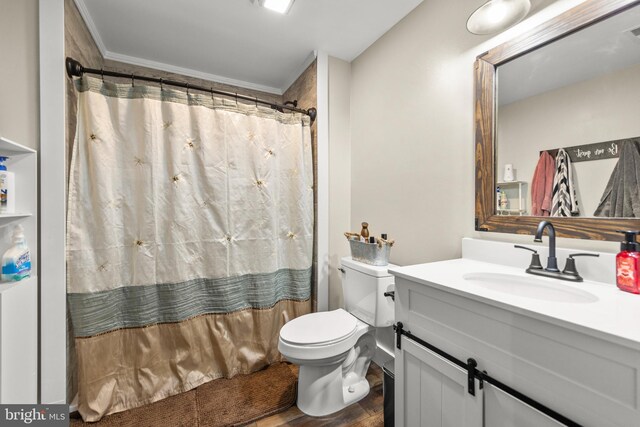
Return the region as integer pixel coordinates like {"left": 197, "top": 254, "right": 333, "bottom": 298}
{"left": 0, "top": 136, "right": 37, "bottom": 404}
{"left": 496, "top": 181, "right": 528, "bottom": 216}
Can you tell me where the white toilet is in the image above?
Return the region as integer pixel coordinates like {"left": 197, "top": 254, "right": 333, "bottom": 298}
{"left": 278, "top": 257, "right": 395, "bottom": 417}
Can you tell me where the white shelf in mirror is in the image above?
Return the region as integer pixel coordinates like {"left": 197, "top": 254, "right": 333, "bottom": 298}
{"left": 496, "top": 180, "right": 527, "bottom": 215}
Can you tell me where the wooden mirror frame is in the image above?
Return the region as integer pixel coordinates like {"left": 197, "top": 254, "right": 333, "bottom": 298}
{"left": 475, "top": 0, "right": 640, "bottom": 240}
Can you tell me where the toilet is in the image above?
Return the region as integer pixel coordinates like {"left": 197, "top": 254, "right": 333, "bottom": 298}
{"left": 278, "top": 257, "right": 395, "bottom": 417}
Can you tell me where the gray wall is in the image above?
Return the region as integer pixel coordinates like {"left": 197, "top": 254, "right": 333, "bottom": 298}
{"left": 0, "top": 0, "right": 39, "bottom": 150}
{"left": 328, "top": 57, "right": 352, "bottom": 310}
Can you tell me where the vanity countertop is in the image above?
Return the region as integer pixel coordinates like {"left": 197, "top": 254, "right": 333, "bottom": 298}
{"left": 389, "top": 258, "right": 640, "bottom": 351}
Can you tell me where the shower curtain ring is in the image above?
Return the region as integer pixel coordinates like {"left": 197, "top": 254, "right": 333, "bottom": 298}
{"left": 131, "top": 73, "right": 135, "bottom": 87}
{"left": 186, "top": 83, "right": 190, "bottom": 95}
{"left": 160, "top": 78, "right": 163, "bottom": 91}
{"left": 255, "top": 97, "right": 258, "bottom": 107}
{"left": 235, "top": 93, "right": 238, "bottom": 107}
{"left": 100, "top": 68, "right": 104, "bottom": 83}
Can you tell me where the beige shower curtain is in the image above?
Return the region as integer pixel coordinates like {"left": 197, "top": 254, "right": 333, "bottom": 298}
{"left": 67, "top": 76, "right": 313, "bottom": 421}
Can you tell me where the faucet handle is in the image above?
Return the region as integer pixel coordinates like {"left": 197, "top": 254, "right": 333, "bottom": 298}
{"left": 567, "top": 253, "right": 600, "bottom": 259}
{"left": 514, "top": 245, "right": 543, "bottom": 270}
{"left": 561, "top": 253, "right": 600, "bottom": 279}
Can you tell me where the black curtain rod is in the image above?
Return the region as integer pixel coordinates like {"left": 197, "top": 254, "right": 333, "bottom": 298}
{"left": 65, "top": 57, "right": 317, "bottom": 122}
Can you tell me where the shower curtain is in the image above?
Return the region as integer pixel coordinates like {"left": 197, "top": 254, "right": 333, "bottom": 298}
{"left": 67, "top": 76, "right": 313, "bottom": 421}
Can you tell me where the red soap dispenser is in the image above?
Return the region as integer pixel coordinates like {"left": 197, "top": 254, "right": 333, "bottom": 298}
{"left": 616, "top": 230, "right": 640, "bottom": 294}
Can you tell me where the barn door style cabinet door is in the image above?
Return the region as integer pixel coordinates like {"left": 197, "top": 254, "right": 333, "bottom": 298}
{"left": 484, "top": 385, "right": 565, "bottom": 427}
{"left": 395, "top": 334, "right": 565, "bottom": 427}
{"left": 395, "top": 336, "right": 483, "bottom": 426}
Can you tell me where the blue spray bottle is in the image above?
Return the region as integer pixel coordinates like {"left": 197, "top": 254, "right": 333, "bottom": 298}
{"left": 2, "top": 224, "right": 31, "bottom": 281}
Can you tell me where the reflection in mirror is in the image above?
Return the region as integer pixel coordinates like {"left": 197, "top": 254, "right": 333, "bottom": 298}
{"left": 496, "top": 5, "right": 640, "bottom": 218}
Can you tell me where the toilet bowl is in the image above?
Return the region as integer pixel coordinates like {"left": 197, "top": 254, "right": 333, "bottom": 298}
{"left": 279, "top": 308, "right": 377, "bottom": 416}
{"left": 278, "top": 257, "right": 396, "bottom": 417}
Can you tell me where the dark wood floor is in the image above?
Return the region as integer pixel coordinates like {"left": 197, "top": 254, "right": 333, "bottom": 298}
{"left": 249, "top": 363, "right": 385, "bottom": 427}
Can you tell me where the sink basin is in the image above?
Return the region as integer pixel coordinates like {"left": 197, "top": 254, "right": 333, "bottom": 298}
{"left": 463, "top": 272, "right": 598, "bottom": 303}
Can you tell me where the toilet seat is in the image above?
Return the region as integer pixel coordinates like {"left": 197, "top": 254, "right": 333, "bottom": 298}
{"left": 278, "top": 309, "right": 369, "bottom": 361}
{"left": 280, "top": 309, "right": 357, "bottom": 345}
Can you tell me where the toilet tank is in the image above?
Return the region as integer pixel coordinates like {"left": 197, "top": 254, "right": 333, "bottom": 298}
{"left": 341, "top": 257, "right": 395, "bottom": 327}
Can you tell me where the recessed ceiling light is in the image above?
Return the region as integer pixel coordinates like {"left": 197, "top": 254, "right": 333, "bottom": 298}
{"left": 467, "top": 0, "right": 531, "bottom": 35}
{"left": 260, "top": 0, "right": 294, "bottom": 14}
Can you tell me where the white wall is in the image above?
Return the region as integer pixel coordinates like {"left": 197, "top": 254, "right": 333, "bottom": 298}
{"left": 348, "top": 0, "right": 620, "bottom": 269}
{"left": 498, "top": 63, "right": 640, "bottom": 217}
{"left": 39, "top": 0, "right": 67, "bottom": 404}
{"left": 328, "top": 57, "right": 352, "bottom": 310}
{"left": 0, "top": 0, "right": 39, "bottom": 150}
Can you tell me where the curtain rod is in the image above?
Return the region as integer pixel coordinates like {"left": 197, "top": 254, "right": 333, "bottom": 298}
{"left": 65, "top": 57, "right": 317, "bottom": 122}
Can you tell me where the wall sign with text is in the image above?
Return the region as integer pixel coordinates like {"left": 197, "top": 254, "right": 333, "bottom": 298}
{"left": 546, "top": 137, "right": 639, "bottom": 163}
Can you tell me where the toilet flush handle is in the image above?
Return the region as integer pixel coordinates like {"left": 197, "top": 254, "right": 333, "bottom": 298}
{"left": 338, "top": 267, "right": 346, "bottom": 273}
{"left": 383, "top": 291, "right": 395, "bottom": 301}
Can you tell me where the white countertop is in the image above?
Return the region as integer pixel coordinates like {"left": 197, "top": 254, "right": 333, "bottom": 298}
{"left": 389, "top": 258, "right": 640, "bottom": 351}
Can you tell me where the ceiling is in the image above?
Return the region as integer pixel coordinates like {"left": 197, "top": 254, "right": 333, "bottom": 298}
{"left": 498, "top": 4, "right": 640, "bottom": 106}
{"left": 76, "top": 0, "right": 424, "bottom": 94}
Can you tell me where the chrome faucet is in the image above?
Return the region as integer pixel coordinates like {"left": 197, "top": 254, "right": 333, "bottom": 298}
{"left": 534, "top": 220, "right": 559, "bottom": 272}
{"left": 514, "top": 220, "right": 599, "bottom": 282}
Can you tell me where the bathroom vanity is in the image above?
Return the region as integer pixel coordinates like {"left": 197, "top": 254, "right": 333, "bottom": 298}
{"left": 390, "top": 238, "right": 640, "bottom": 427}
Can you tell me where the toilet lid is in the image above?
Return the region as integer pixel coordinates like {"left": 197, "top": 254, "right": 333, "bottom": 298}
{"left": 280, "top": 309, "right": 358, "bottom": 345}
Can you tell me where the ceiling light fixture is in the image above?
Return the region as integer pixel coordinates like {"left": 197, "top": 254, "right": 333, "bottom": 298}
{"left": 467, "top": 0, "right": 531, "bottom": 35}
{"left": 259, "top": 0, "right": 294, "bottom": 14}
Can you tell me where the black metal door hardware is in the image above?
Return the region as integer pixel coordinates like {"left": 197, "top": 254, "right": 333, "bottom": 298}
{"left": 393, "top": 322, "right": 581, "bottom": 427}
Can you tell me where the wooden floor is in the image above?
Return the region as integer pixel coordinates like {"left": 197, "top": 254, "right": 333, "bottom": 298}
{"left": 248, "top": 363, "right": 385, "bottom": 427}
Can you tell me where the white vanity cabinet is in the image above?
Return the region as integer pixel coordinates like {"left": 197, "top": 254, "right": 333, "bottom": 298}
{"left": 391, "top": 257, "right": 640, "bottom": 427}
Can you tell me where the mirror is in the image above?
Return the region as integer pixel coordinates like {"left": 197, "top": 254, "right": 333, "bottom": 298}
{"left": 475, "top": 0, "right": 640, "bottom": 240}
{"left": 497, "top": 5, "right": 640, "bottom": 218}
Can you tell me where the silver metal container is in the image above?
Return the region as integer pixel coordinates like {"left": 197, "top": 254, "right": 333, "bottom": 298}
{"left": 349, "top": 239, "right": 391, "bottom": 266}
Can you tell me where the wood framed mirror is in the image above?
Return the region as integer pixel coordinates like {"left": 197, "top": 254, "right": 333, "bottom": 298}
{"left": 475, "top": 0, "right": 640, "bottom": 240}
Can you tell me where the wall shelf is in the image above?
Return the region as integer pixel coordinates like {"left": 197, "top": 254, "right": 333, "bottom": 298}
{"left": 0, "top": 134, "right": 37, "bottom": 404}
{"left": 0, "top": 136, "right": 37, "bottom": 154}
{"left": 0, "top": 213, "right": 33, "bottom": 227}
{"left": 496, "top": 181, "right": 528, "bottom": 216}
